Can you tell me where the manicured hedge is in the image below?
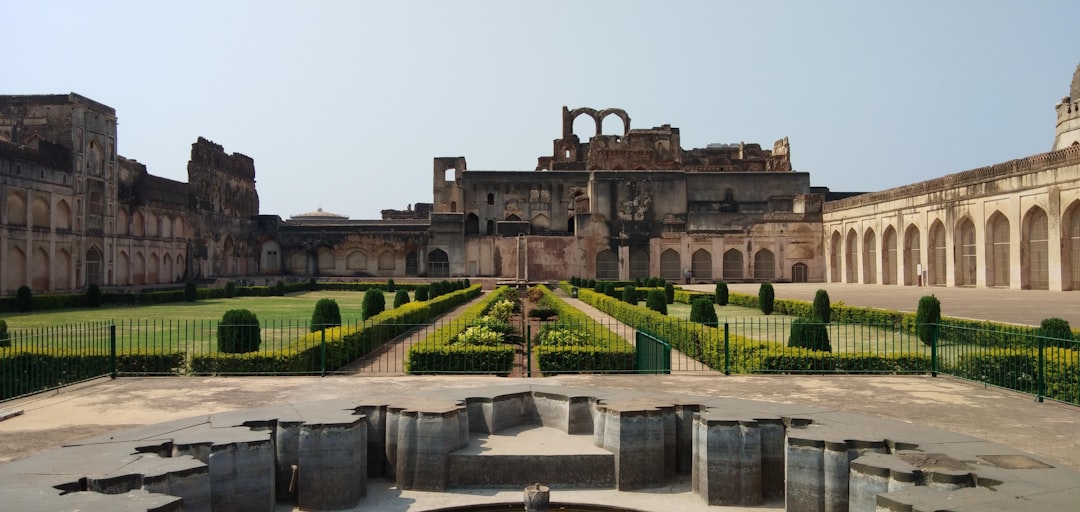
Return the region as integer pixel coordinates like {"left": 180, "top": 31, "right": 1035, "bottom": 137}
{"left": 406, "top": 287, "right": 516, "bottom": 375}
{"left": 532, "top": 285, "right": 634, "bottom": 374}
{"left": 1, "top": 349, "right": 185, "bottom": 400}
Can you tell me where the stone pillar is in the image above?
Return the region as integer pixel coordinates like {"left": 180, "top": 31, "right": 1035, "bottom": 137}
{"left": 297, "top": 417, "right": 367, "bottom": 510}
{"left": 207, "top": 438, "right": 275, "bottom": 512}
{"left": 786, "top": 436, "right": 826, "bottom": 512}
{"left": 849, "top": 453, "right": 919, "bottom": 512}
{"left": 600, "top": 406, "right": 669, "bottom": 490}
{"left": 691, "top": 414, "right": 762, "bottom": 506}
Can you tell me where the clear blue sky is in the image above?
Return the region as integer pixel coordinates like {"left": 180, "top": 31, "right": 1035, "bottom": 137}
{"left": 3, "top": 1, "right": 1076, "bottom": 219}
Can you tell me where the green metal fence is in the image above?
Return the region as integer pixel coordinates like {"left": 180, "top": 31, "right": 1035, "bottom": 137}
{"left": 2, "top": 317, "right": 1078, "bottom": 407}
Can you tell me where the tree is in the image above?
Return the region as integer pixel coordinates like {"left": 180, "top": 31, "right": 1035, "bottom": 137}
{"left": 184, "top": 281, "right": 198, "bottom": 302}
{"left": 664, "top": 282, "right": 675, "bottom": 304}
{"left": 812, "top": 289, "right": 831, "bottom": 323}
{"left": 218, "top": 309, "right": 261, "bottom": 353}
{"left": 362, "top": 288, "right": 386, "bottom": 319}
{"left": 788, "top": 318, "right": 831, "bottom": 352}
{"left": 415, "top": 286, "right": 429, "bottom": 301}
{"left": 85, "top": 284, "right": 102, "bottom": 308}
{"left": 715, "top": 281, "right": 729, "bottom": 306}
{"left": 758, "top": 282, "right": 775, "bottom": 315}
{"left": 646, "top": 289, "right": 668, "bottom": 315}
{"left": 393, "top": 289, "right": 411, "bottom": 308}
{"left": 15, "top": 286, "right": 32, "bottom": 312}
{"left": 916, "top": 295, "right": 941, "bottom": 345}
{"left": 689, "top": 297, "right": 718, "bottom": 327}
{"left": 310, "top": 298, "right": 342, "bottom": 332}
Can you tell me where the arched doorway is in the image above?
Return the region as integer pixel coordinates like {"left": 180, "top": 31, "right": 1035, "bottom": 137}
{"left": 596, "top": 250, "right": 618, "bottom": 280}
{"left": 754, "top": 249, "right": 775, "bottom": 280}
{"left": 406, "top": 251, "right": 419, "bottom": 276}
{"left": 791, "top": 262, "right": 808, "bottom": 283}
{"left": 904, "top": 225, "right": 921, "bottom": 286}
{"left": 882, "top": 226, "right": 897, "bottom": 285}
{"left": 845, "top": 229, "right": 858, "bottom": 283}
{"left": 427, "top": 249, "right": 449, "bottom": 278}
{"left": 956, "top": 218, "right": 977, "bottom": 287}
{"left": 829, "top": 231, "right": 841, "bottom": 282}
{"left": 629, "top": 249, "right": 649, "bottom": 279}
{"left": 691, "top": 249, "right": 712, "bottom": 281}
{"left": 660, "top": 249, "right": 681, "bottom": 281}
{"left": 723, "top": 249, "right": 743, "bottom": 280}
{"left": 863, "top": 228, "right": 877, "bottom": 284}
{"left": 986, "top": 212, "right": 1010, "bottom": 288}
{"left": 1023, "top": 207, "right": 1049, "bottom": 290}
{"left": 85, "top": 247, "right": 103, "bottom": 287}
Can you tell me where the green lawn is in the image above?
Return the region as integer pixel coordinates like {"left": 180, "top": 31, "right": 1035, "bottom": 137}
{"left": 1, "top": 291, "right": 413, "bottom": 353}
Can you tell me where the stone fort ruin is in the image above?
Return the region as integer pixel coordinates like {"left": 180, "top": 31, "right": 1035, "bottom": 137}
{"left": 2, "top": 61, "right": 1079, "bottom": 294}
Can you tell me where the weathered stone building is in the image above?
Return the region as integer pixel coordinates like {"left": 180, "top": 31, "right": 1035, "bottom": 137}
{"left": 3, "top": 61, "right": 1079, "bottom": 295}
{"left": 821, "top": 62, "right": 1080, "bottom": 291}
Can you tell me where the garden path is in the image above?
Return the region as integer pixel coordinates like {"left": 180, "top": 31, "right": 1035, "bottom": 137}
{"left": 553, "top": 289, "right": 711, "bottom": 373}
{"left": 341, "top": 291, "right": 492, "bottom": 374}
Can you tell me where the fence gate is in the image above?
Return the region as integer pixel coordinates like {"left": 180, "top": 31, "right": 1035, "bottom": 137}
{"left": 635, "top": 330, "right": 671, "bottom": 374}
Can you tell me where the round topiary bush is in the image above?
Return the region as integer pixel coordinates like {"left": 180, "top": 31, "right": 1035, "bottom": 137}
{"left": 812, "top": 289, "right": 831, "bottom": 323}
{"left": 646, "top": 289, "right": 667, "bottom": 315}
{"left": 224, "top": 281, "right": 237, "bottom": 298}
{"left": 1036, "top": 317, "right": 1074, "bottom": 348}
{"left": 916, "top": 295, "right": 941, "bottom": 345}
{"left": 415, "top": 286, "right": 429, "bottom": 301}
{"left": 184, "top": 281, "right": 198, "bottom": 302}
{"left": 689, "top": 297, "right": 718, "bottom": 327}
{"left": 788, "top": 317, "right": 831, "bottom": 352}
{"left": 664, "top": 281, "right": 675, "bottom": 304}
{"left": 310, "top": 298, "right": 342, "bottom": 332}
{"left": 621, "top": 285, "right": 637, "bottom": 305}
{"left": 715, "top": 281, "right": 729, "bottom": 306}
{"left": 758, "top": 282, "right": 775, "bottom": 315}
{"left": 15, "top": 285, "right": 32, "bottom": 312}
{"left": 85, "top": 284, "right": 102, "bottom": 308}
{"left": 217, "top": 309, "right": 261, "bottom": 353}
{"left": 0, "top": 319, "right": 10, "bottom": 348}
{"left": 393, "top": 289, "right": 410, "bottom": 308}
{"left": 362, "top": 288, "right": 386, "bottom": 320}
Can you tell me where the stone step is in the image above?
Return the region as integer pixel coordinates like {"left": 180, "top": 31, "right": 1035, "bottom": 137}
{"left": 447, "top": 424, "right": 615, "bottom": 488}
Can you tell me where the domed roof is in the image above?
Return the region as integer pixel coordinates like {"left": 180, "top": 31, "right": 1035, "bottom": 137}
{"left": 290, "top": 207, "right": 349, "bottom": 220}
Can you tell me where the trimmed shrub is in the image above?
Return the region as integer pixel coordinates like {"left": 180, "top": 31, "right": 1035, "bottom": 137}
{"left": 1036, "top": 317, "right": 1074, "bottom": 348}
{"left": 758, "top": 282, "right": 775, "bottom": 315}
{"left": 415, "top": 286, "right": 429, "bottom": 301}
{"left": 386, "top": 279, "right": 396, "bottom": 292}
{"left": 15, "top": 286, "right": 32, "bottom": 312}
{"left": 586, "top": 279, "right": 596, "bottom": 289}
{"left": 184, "top": 281, "right": 198, "bottom": 302}
{"left": 664, "top": 282, "right": 675, "bottom": 304}
{"left": 621, "top": 285, "right": 637, "bottom": 305}
{"left": 393, "top": 289, "right": 410, "bottom": 308}
{"left": 310, "top": 298, "right": 342, "bottom": 332}
{"left": 646, "top": 289, "right": 668, "bottom": 315}
{"left": 788, "top": 318, "right": 832, "bottom": 352}
{"left": 86, "top": 284, "right": 102, "bottom": 308}
{"left": 224, "top": 281, "right": 237, "bottom": 298}
{"left": 0, "top": 320, "right": 9, "bottom": 348}
{"left": 689, "top": 297, "right": 718, "bottom": 327}
{"left": 217, "top": 309, "right": 262, "bottom": 353}
{"left": 361, "top": 288, "right": 386, "bottom": 319}
{"left": 634, "top": 277, "right": 643, "bottom": 287}
{"left": 528, "top": 308, "right": 558, "bottom": 321}
{"left": 812, "top": 289, "right": 831, "bottom": 323}
{"left": 274, "top": 281, "right": 286, "bottom": 296}
{"left": 307, "top": 278, "right": 318, "bottom": 290}
{"left": 715, "top": 281, "right": 729, "bottom": 306}
{"left": 464, "top": 278, "right": 471, "bottom": 288}
{"left": 916, "top": 295, "right": 941, "bottom": 344}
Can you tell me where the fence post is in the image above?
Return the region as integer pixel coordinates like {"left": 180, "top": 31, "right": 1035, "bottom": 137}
{"left": 1037, "top": 336, "right": 1045, "bottom": 403}
{"left": 320, "top": 328, "right": 326, "bottom": 378}
{"left": 526, "top": 325, "right": 532, "bottom": 378}
{"left": 110, "top": 324, "right": 117, "bottom": 380}
{"left": 930, "top": 324, "right": 938, "bottom": 377}
{"left": 723, "top": 322, "right": 730, "bottom": 376}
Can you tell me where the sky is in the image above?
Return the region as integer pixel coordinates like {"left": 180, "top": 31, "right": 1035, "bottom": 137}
{"left": 3, "top": 1, "right": 1077, "bottom": 220}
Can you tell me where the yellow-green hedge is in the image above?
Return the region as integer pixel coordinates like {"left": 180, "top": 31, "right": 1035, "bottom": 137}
{"left": 406, "top": 287, "right": 516, "bottom": 375}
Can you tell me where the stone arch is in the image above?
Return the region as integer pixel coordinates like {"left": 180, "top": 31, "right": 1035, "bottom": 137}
{"left": 54, "top": 199, "right": 71, "bottom": 231}
{"left": 174, "top": 216, "right": 185, "bottom": 239}
{"left": 531, "top": 213, "right": 550, "bottom": 231}
{"left": 378, "top": 250, "right": 396, "bottom": 272}
{"left": 6, "top": 245, "right": 26, "bottom": 291}
{"left": 595, "top": 249, "right": 619, "bottom": 280}
{"left": 160, "top": 216, "right": 172, "bottom": 238}
{"left": 986, "top": 212, "right": 1011, "bottom": 288}
{"left": 691, "top": 249, "right": 712, "bottom": 280}
{"left": 287, "top": 250, "right": 308, "bottom": 274}
{"left": 723, "top": 249, "right": 744, "bottom": 280}
{"left": 87, "top": 140, "right": 104, "bottom": 176}
{"left": 31, "top": 246, "right": 49, "bottom": 290}
{"left": 146, "top": 211, "right": 159, "bottom": 237}
{"left": 863, "top": 228, "right": 877, "bottom": 284}
{"left": 132, "top": 251, "right": 145, "bottom": 285}
{"left": 260, "top": 240, "right": 282, "bottom": 274}
{"left": 465, "top": 213, "right": 480, "bottom": 235}
{"left": 1021, "top": 206, "right": 1049, "bottom": 290}
{"left": 505, "top": 214, "right": 522, "bottom": 222}
{"left": 568, "top": 107, "right": 601, "bottom": 137}
{"left": 116, "top": 208, "right": 128, "bottom": 236}
{"left": 928, "top": 220, "right": 947, "bottom": 286}
{"left": 845, "top": 228, "right": 858, "bottom": 283}
{"left": 829, "top": 231, "right": 842, "bottom": 283}
{"left": 660, "top": 248, "right": 681, "bottom": 280}
{"left": 346, "top": 251, "right": 368, "bottom": 271}
{"left": 406, "top": 250, "right": 419, "bottom": 276}
{"left": 316, "top": 246, "right": 335, "bottom": 274}
{"left": 117, "top": 250, "right": 130, "bottom": 286}
{"left": 955, "top": 217, "right": 977, "bottom": 287}
{"left": 881, "top": 226, "right": 897, "bottom": 285}
{"left": 132, "top": 210, "right": 144, "bottom": 237}
{"left": 598, "top": 108, "right": 631, "bottom": 136}
{"left": 486, "top": 219, "right": 495, "bottom": 235}
{"left": 31, "top": 195, "right": 50, "bottom": 228}
{"left": 1064, "top": 201, "right": 1080, "bottom": 291}
{"left": 224, "top": 236, "right": 238, "bottom": 275}
{"left": 427, "top": 249, "right": 450, "bottom": 278}
{"left": 629, "top": 248, "right": 649, "bottom": 279}
{"left": 791, "top": 262, "right": 809, "bottom": 283}
{"left": 754, "top": 249, "right": 775, "bottom": 280}
{"left": 162, "top": 253, "right": 174, "bottom": 284}
{"left": 148, "top": 252, "right": 160, "bottom": 285}
{"left": 903, "top": 225, "right": 921, "bottom": 286}
{"left": 486, "top": 193, "right": 495, "bottom": 205}
{"left": 86, "top": 246, "right": 103, "bottom": 287}
{"left": 176, "top": 254, "right": 186, "bottom": 282}
{"left": 56, "top": 248, "right": 71, "bottom": 290}
{"left": 7, "top": 190, "right": 26, "bottom": 226}
{"left": 450, "top": 200, "right": 457, "bottom": 213}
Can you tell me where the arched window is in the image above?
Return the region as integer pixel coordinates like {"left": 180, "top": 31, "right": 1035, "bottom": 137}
{"left": 346, "top": 251, "right": 367, "bottom": 271}
{"left": 863, "top": 228, "right": 877, "bottom": 284}
{"left": 929, "top": 221, "right": 946, "bottom": 286}
{"left": 660, "top": 249, "right": 681, "bottom": 280}
{"left": 845, "top": 229, "right": 858, "bottom": 283}
{"left": 378, "top": 250, "right": 396, "bottom": 271}
{"left": 486, "top": 193, "right": 495, "bottom": 205}
{"left": 486, "top": 219, "right": 495, "bottom": 235}
{"left": 903, "top": 225, "right": 920, "bottom": 286}
{"left": 31, "top": 196, "right": 50, "bottom": 228}
{"left": 629, "top": 249, "right": 649, "bottom": 279}
{"left": 1023, "top": 207, "right": 1049, "bottom": 290}
{"left": 6, "top": 246, "right": 26, "bottom": 291}
{"left": 829, "top": 231, "right": 842, "bottom": 283}
{"left": 956, "top": 218, "right": 977, "bottom": 287}
{"left": 691, "top": 249, "right": 712, "bottom": 280}
{"left": 465, "top": 213, "right": 480, "bottom": 235}
{"left": 986, "top": 213, "right": 1010, "bottom": 288}
{"left": 32, "top": 247, "right": 49, "bottom": 290}
{"left": 427, "top": 249, "right": 450, "bottom": 277}
{"left": 754, "top": 249, "right": 775, "bottom": 279}
{"left": 406, "top": 251, "right": 419, "bottom": 276}
{"left": 148, "top": 252, "right": 160, "bottom": 285}
{"left": 723, "top": 249, "right": 743, "bottom": 280}
{"left": 450, "top": 201, "right": 457, "bottom": 213}
{"left": 595, "top": 250, "right": 619, "bottom": 280}
{"left": 882, "top": 227, "right": 897, "bottom": 285}
{"left": 1067, "top": 202, "right": 1080, "bottom": 291}
{"left": 117, "top": 251, "right": 130, "bottom": 286}
{"left": 791, "top": 262, "right": 808, "bottom": 283}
